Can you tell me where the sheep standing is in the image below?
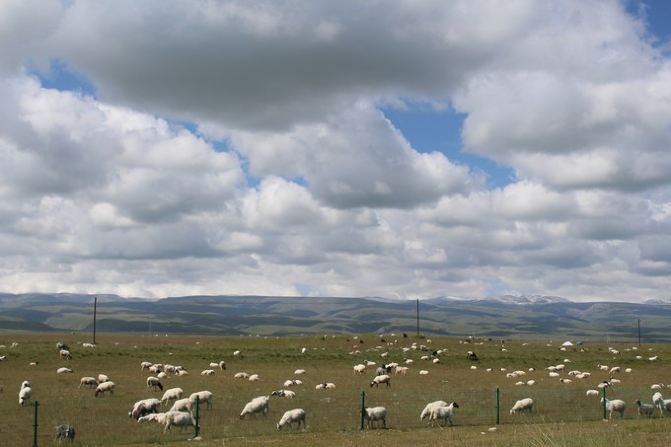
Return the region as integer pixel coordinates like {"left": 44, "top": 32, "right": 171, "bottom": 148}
{"left": 370, "top": 374, "right": 391, "bottom": 388}
{"left": 510, "top": 398, "right": 534, "bottom": 414}
{"left": 420, "top": 401, "right": 448, "bottom": 421}
{"left": 129, "top": 398, "right": 161, "bottom": 420}
{"left": 94, "top": 381, "right": 115, "bottom": 397}
{"left": 353, "top": 364, "right": 366, "bottom": 375}
{"left": 276, "top": 408, "right": 306, "bottom": 430}
{"left": 19, "top": 381, "right": 32, "bottom": 406}
{"left": 601, "top": 398, "right": 626, "bottom": 419}
{"left": 429, "top": 402, "right": 459, "bottom": 427}
{"left": 635, "top": 400, "right": 655, "bottom": 417}
{"left": 189, "top": 391, "right": 213, "bottom": 410}
{"left": 271, "top": 389, "right": 296, "bottom": 399}
{"left": 79, "top": 377, "right": 97, "bottom": 389}
{"left": 161, "top": 388, "right": 183, "bottom": 405}
{"left": 59, "top": 349, "right": 72, "bottom": 360}
{"left": 146, "top": 376, "right": 163, "bottom": 391}
{"left": 169, "top": 397, "right": 192, "bottom": 413}
{"left": 163, "top": 411, "right": 196, "bottom": 433}
{"left": 240, "top": 396, "right": 270, "bottom": 419}
{"left": 363, "top": 406, "right": 387, "bottom": 429}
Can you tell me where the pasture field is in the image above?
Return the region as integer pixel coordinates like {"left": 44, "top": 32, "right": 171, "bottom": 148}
{"left": 1, "top": 332, "right": 671, "bottom": 446}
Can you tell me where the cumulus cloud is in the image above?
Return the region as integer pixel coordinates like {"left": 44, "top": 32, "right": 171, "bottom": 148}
{"left": 0, "top": 1, "right": 671, "bottom": 301}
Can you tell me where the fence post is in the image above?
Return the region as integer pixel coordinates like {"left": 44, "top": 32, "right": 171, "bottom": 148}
{"left": 495, "top": 387, "right": 500, "bottom": 425}
{"left": 32, "top": 400, "right": 39, "bottom": 447}
{"left": 360, "top": 391, "right": 366, "bottom": 430}
{"left": 602, "top": 386, "right": 607, "bottom": 420}
{"left": 194, "top": 395, "right": 200, "bottom": 437}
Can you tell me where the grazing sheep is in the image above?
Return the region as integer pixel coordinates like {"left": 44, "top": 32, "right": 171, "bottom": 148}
{"left": 510, "top": 398, "right": 534, "bottom": 415}
{"left": 57, "top": 367, "right": 73, "bottom": 374}
{"left": 240, "top": 396, "right": 270, "bottom": 419}
{"left": 353, "top": 364, "right": 366, "bottom": 375}
{"left": 79, "top": 377, "right": 97, "bottom": 389}
{"left": 219, "top": 361, "right": 227, "bottom": 370}
{"left": 138, "top": 413, "right": 167, "bottom": 424}
{"left": 419, "top": 370, "right": 430, "bottom": 375}
{"left": 429, "top": 402, "right": 459, "bottom": 426}
{"left": 157, "top": 372, "right": 167, "bottom": 379}
{"left": 283, "top": 379, "right": 302, "bottom": 387}
{"left": 163, "top": 410, "right": 196, "bottom": 433}
{"left": 363, "top": 406, "right": 387, "bottom": 429}
{"left": 276, "top": 408, "right": 306, "bottom": 430}
{"left": 201, "top": 369, "right": 215, "bottom": 376}
{"left": 19, "top": 381, "right": 32, "bottom": 406}
{"left": 176, "top": 369, "right": 188, "bottom": 376}
{"left": 395, "top": 366, "right": 409, "bottom": 375}
{"left": 586, "top": 389, "right": 600, "bottom": 397}
{"left": 248, "top": 374, "right": 260, "bottom": 382}
{"left": 140, "top": 361, "right": 152, "bottom": 370}
{"left": 635, "top": 400, "right": 655, "bottom": 417}
{"left": 56, "top": 342, "right": 69, "bottom": 351}
{"left": 233, "top": 350, "right": 241, "bottom": 356}
{"left": 467, "top": 351, "right": 478, "bottom": 361}
{"left": 97, "top": 374, "right": 109, "bottom": 383}
{"left": 234, "top": 372, "right": 250, "bottom": 379}
{"left": 94, "top": 381, "right": 115, "bottom": 397}
{"left": 294, "top": 369, "right": 306, "bottom": 375}
{"left": 146, "top": 376, "right": 163, "bottom": 391}
{"left": 82, "top": 343, "right": 95, "bottom": 348}
{"left": 189, "top": 391, "right": 213, "bottom": 410}
{"left": 601, "top": 398, "right": 626, "bottom": 419}
{"left": 129, "top": 398, "right": 161, "bottom": 420}
{"left": 271, "top": 389, "right": 296, "bottom": 399}
{"left": 169, "top": 397, "right": 192, "bottom": 413}
{"left": 161, "top": 388, "right": 183, "bottom": 405}
{"left": 315, "top": 382, "right": 336, "bottom": 390}
{"left": 55, "top": 424, "right": 75, "bottom": 441}
{"left": 59, "top": 349, "right": 72, "bottom": 360}
{"left": 420, "top": 401, "right": 448, "bottom": 421}
{"left": 370, "top": 374, "right": 391, "bottom": 388}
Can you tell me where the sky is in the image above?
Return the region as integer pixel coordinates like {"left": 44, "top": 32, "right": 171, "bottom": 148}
{"left": 1, "top": 0, "right": 671, "bottom": 302}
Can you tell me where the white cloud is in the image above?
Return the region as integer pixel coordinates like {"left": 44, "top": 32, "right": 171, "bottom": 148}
{"left": 1, "top": 1, "right": 671, "bottom": 302}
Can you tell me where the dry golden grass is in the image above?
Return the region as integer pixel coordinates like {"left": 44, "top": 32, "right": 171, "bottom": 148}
{"left": 1, "top": 332, "right": 670, "bottom": 446}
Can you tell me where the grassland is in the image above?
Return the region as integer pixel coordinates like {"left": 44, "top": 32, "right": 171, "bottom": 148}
{"left": 1, "top": 332, "right": 671, "bottom": 446}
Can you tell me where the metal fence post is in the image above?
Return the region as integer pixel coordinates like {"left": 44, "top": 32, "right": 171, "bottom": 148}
{"left": 32, "top": 400, "right": 39, "bottom": 447}
{"left": 495, "top": 387, "right": 500, "bottom": 425}
{"left": 602, "top": 386, "right": 607, "bottom": 420}
{"left": 194, "top": 395, "right": 200, "bottom": 437}
{"left": 360, "top": 391, "right": 366, "bottom": 430}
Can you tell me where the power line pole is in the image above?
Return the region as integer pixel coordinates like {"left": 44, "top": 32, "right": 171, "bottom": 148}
{"left": 93, "top": 296, "right": 97, "bottom": 345}
{"left": 638, "top": 319, "right": 641, "bottom": 346}
{"left": 416, "top": 298, "right": 420, "bottom": 337}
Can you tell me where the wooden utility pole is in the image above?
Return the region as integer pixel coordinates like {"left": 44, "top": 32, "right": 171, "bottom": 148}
{"left": 93, "top": 296, "right": 97, "bottom": 345}
{"left": 416, "top": 298, "right": 420, "bottom": 336}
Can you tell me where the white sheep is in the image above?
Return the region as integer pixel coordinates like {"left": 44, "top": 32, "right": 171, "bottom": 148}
{"left": 97, "top": 374, "right": 109, "bottom": 383}
{"left": 419, "top": 370, "right": 430, "bottom": 375}
{"left": 240, "top": 396, "right": 270, "bottom": 419}
{"left": 283, "top": 379, "right": 302, "bottom": 387}
{"left": 140, "top": 361, "right": 152, "bottom": 370}
{"left": 94, "top": 381, "right": 115, "bottom": 397}
{"left": 271, "top": 389, "right": 296, "bottom": 398}
{"left": 510, "top": 398, "right": 534, "bottom": 414}
{"left": 276, "top": 408, "right": 306, "bottom": 430}
{"left": 59, "top": 349, "right": 72, "bottom": 360}
{"left": 189, "top": 391, "right": 213, "bottom": 410}
{"left": 429, "top": 401, "right": 459, "bottom": 426}
{"left": 353, "top": 364, "right": 366, "bottom": 375}
{"left": 201, "top": 369, "right": 215, "bottom": 376}
{"left": 420, "top": 401, "right": 447, "bottom": 421}
{"left": 137, "top": 412, "right": 167, "bottom": 424}
{"left": 19, "top": 381, "right": 32, "bottom": 406}
{"left": 248, "top": 374, "right": 260, "bottom": 382}
{"left": 79, "top": 377, "right": 97, "bottom": 389}
{"left": 370, "top": 374, "right": 391, "bottom": 388}
{"left": 363, "top": 406, "right": 387, "bottom": 429}
{"left": 161, "top": 388, "right": 184, "bottom": 405}
{"left": 57, "top": 367, "right": 73, "bottom": 374}
{"left": 395, "top": 366, "right": 409, "bottom": 375}
{"left": 146, "top": 376, "right": 163, "bottom": 391}
{"left": 169, "top": 397, "right": 192, "bottom": 413}
{"left": 601, "top": 398, "right": 625, "bottom": 419}
{"left": 294, "top": 369, "right": 306, "bottom": 375}
{"left": 234, "top": 372, "right": 250, "bottom": 379}
{"left": 652, "top": 392, "right": 671, "bottom": 416}
{"left": 129, "top": 398, "right": 161, "bottom": 420}
{"left": 315, "top": 382, "right": 336, "bottom": 390}
{"left": 586, "top": 390, "right": 599, "bottom": 397}
{"left": 163, "top": 410, "right": 196, "bottom": 433}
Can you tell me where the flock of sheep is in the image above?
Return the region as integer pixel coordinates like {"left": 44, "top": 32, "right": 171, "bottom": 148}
{"left": 4, "top": 335, "right": 671, "bottom": 442}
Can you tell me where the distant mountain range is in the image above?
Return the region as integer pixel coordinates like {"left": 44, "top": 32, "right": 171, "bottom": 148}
{"left": 1, "top": 293, "right": 670, "bottom": 340}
